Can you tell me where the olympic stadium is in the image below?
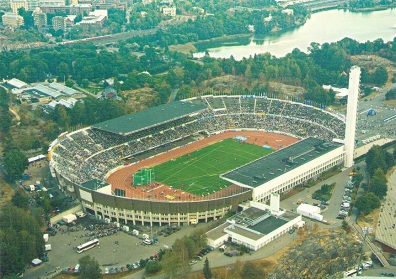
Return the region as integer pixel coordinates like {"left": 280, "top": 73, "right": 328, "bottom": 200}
{"left": 49, "top": 95, "right": 348, "bottom": 226}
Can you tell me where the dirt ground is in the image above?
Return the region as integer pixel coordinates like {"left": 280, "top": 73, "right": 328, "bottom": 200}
{"left": 106, "top": 131, "right": 299, "bottom": 201}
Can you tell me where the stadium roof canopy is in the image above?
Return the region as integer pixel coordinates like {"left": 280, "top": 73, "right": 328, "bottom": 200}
{"left": 92, "top": 101, "right": 206, "bottom": 135}
{"left": 221, "top": 137, "right": 342, "bottom": 188}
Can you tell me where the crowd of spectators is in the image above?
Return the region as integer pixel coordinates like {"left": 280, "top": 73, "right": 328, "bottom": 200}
{"left": 50, "top": 96, "right": 346, "bottom": 186}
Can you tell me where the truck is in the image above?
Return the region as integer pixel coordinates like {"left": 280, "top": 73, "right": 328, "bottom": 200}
{"left": 62, "top": 214, "right": 77, "bottom": 224}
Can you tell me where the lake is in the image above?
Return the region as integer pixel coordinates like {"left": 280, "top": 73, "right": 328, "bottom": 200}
{"left": 194, "top": 9, "right": 396, "bottom": 59}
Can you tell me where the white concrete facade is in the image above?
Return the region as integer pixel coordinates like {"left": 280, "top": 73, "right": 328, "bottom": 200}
{"left": 252, "top": 146, "right": 345, "bottom": 202}
{"left": 344, "top": 66, "right": 361, "bottom": 168}
{"left": 225, "top": 214, "right": 301, "bottom": 251}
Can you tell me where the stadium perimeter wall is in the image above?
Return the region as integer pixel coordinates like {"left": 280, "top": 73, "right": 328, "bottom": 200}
{"left": 53, "top": 169, "right": 252, "bottom": 226}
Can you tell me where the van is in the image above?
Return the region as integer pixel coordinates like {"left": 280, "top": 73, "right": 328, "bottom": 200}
{"left": 143, "top": 239, "right": 152, "bottom": 245}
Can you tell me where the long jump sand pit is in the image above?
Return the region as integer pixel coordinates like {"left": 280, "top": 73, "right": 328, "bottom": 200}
{"left": 106, "top": 131, "right": 299, "bottom": 201}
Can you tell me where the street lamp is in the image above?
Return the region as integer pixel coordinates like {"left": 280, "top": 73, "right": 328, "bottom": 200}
{"left": 357, "top": 226, "right": 373, "bottom": 273}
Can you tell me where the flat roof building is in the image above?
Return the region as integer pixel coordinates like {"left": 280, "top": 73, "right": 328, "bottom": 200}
{"left": 207, "top": 198, "right": 302, "bottom": 251}
{"left": 222, "top": 138, "right": 344, "bottom": 201}
{"left": 2, "top": 12, "right": 24, "bottom": 28}
{"left": 11, "top": 0, "right": 28, "bottom": 14}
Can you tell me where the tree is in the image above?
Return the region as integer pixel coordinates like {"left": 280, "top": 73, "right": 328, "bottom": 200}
{"left": 369, "top": 168, "right": 387, "bottom": 199}
{"left": 203, "top": 257, "right": 212, "bottom": 279}
{"left": 355, "top": 192, "right": 381, "bottom": 215}
{"left": 385, "top": 88, "right": 396, "bottom": 100}
{"left": 161, "top": 238, "right": 191, "bottom": 278}
{"left": 145, "top": 260, "right": 161, "bottom": 274}
{"left": 11, "top": 190, "right": 29, "bottom": 210}
{"left": 18, "top": 7, "right": 34, "bottom": 28}
{"left": 3, "top": 149, "right": 28, "bottom": 181}
{"left": 78, "top": 255, "right": 102, "bottom": 279}
{"left": 0, "top": 204, "right": 44, "bottom": 276}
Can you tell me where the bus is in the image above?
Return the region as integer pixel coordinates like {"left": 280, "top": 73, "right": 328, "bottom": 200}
{"left": 76, "top": 239, "right": 99, "bottom": 253}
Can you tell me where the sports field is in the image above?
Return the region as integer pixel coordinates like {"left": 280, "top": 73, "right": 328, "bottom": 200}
{"left": 154, "top": 139, "right": 272, "bottom": 196}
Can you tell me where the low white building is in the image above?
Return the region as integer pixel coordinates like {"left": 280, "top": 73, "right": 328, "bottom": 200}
{"left": 297, "top": 203, "right": 323, "bottom": 221}
{"left": 162, "top": 7, "right": 176, "bottom": 17}
{"left": 2, "top": 12, "right": 24, "bottom": 28}
{"left": 207, "top": 194, "right": 302, "bottom": 251}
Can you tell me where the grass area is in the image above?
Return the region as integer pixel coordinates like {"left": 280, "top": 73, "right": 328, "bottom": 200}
{"left": 154, "top": 139, "right": 272, "bottom": 196}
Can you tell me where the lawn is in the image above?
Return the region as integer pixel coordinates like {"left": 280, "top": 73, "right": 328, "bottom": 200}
{"left": 153, "top": 139, "right": 272, "bottom": 196}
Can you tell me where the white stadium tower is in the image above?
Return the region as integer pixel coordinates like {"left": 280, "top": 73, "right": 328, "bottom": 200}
{"left": 344, "top": 66, "right": 361, "bottom": 168}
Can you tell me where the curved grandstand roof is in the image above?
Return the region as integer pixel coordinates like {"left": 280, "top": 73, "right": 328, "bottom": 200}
{"left": 92, "top": 101, "right": 206, "bottom": 135}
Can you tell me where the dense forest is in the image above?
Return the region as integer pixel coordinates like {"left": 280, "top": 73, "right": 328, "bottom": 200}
{"left": 0, "top": 36, "right": 392, "bottom": 99}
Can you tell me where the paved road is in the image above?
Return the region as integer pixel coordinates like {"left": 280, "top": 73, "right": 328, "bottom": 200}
{"left": 122, "top": 230, "right": 298, "bottom": 279}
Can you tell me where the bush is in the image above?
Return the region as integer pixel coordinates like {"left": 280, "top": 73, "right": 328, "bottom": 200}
{"left": 145, "top": 260, "right": 161, "bottom": 274}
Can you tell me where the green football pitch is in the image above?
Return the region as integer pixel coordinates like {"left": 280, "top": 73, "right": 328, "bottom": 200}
{"left": 153, "top": 139, "right": 272, "bottom": 196}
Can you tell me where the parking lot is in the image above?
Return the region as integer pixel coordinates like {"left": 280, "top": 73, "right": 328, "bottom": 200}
{"left": 279, "top": 164, "right": 362, "bottom": 227}
{"left": 24, "top": 217, "right": 205, "bottom": 279}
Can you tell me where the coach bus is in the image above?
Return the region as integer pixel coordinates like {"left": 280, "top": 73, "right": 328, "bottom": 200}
{"left": 76, "top": 239, "right": 99, "bottom": 253}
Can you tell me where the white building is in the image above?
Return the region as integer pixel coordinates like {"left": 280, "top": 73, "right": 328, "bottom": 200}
{"left": 11, "top": 0, "right": 28, "bottom": 14}
{"left": 297, "top": 203, "right": 323, "bottom": 221}
{"left": 207, "top": 197, "right": 302, "bottom": 251}
{"left": 52, "top": 15, "right": 66, "bottom": 31}
{"left": 39, "top": 0, "right": 65, "bottom": 5}
{"left": 162, "top": 7, "right": 176, "bottom": 17}
{"left": 221, "top": 138, "right": 345, "bottom": 202}
{"left": 2, "top": 13, "right": 24, "bottom": 28}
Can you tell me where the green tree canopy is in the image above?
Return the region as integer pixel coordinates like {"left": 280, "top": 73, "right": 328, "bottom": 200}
{"left": 78, "top": 255, "right": 102, "bottom": 279}
{"left": 0, "top": 204, "right": 44, "bottom": 277}
{"left": 4, "top": 149, "right": 28, "bottom": 181}
{"left": 369, "top": 168, "right": 388, "bottom": 199}
{"left": 355, "top": 192, "right": 381, "bottom": 215}
{"left": 203, "top": 257, "right": 212, "bottom": 279}
{"left": 145, "top": 260, "right": 161, "bottom": 274}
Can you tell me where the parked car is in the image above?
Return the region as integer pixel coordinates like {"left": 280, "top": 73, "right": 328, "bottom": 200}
{"left": 189, "top": 260, "right": 198, "bottom": 265}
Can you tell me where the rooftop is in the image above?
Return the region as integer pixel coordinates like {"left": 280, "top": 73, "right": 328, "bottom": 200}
{"left": 26, "top": 84, "right": 63, "bottom": 98}
{"left": 92, "top": 101, "right": 206, "bottom": 135}
{"left": 221, "top": 137, "right": 342, "bottom": 188}
{"left": 249, "top": 215, "right": 288, "bottom": 234}
{"left": 48, "top": 82, "right": 78, "bottom": 96}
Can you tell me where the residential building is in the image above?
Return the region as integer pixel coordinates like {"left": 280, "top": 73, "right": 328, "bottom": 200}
{"left": 0, "top": 0, "right": 12, "bottom": 12}
{"left": 39, "top": 0, "right": 65, "bottom": 6}
{"left": 76, "top": 11, "right": 107, "bottom": 27}
{"left": 162, "top": 7, "right": 176, "bottom": 17}
{"left": 40, "top": 3, "right": 91, "bottom": 15}
{"left": 65, "top": 14, "right": 76, "bottom": 27}
{"left": 52, "top": 15, "right": 66, "bottom": 31}
{"left": 11, "top": 0, "right": 28, "bottom": 14}
{"left": 2, "top": 13, "right": 24, "bottom": 28}
{"left": 69, "top": 4, "right": 92, "bottom": 15}
{"left": 33, "top": 7, "right": 47, "bottom": 31}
